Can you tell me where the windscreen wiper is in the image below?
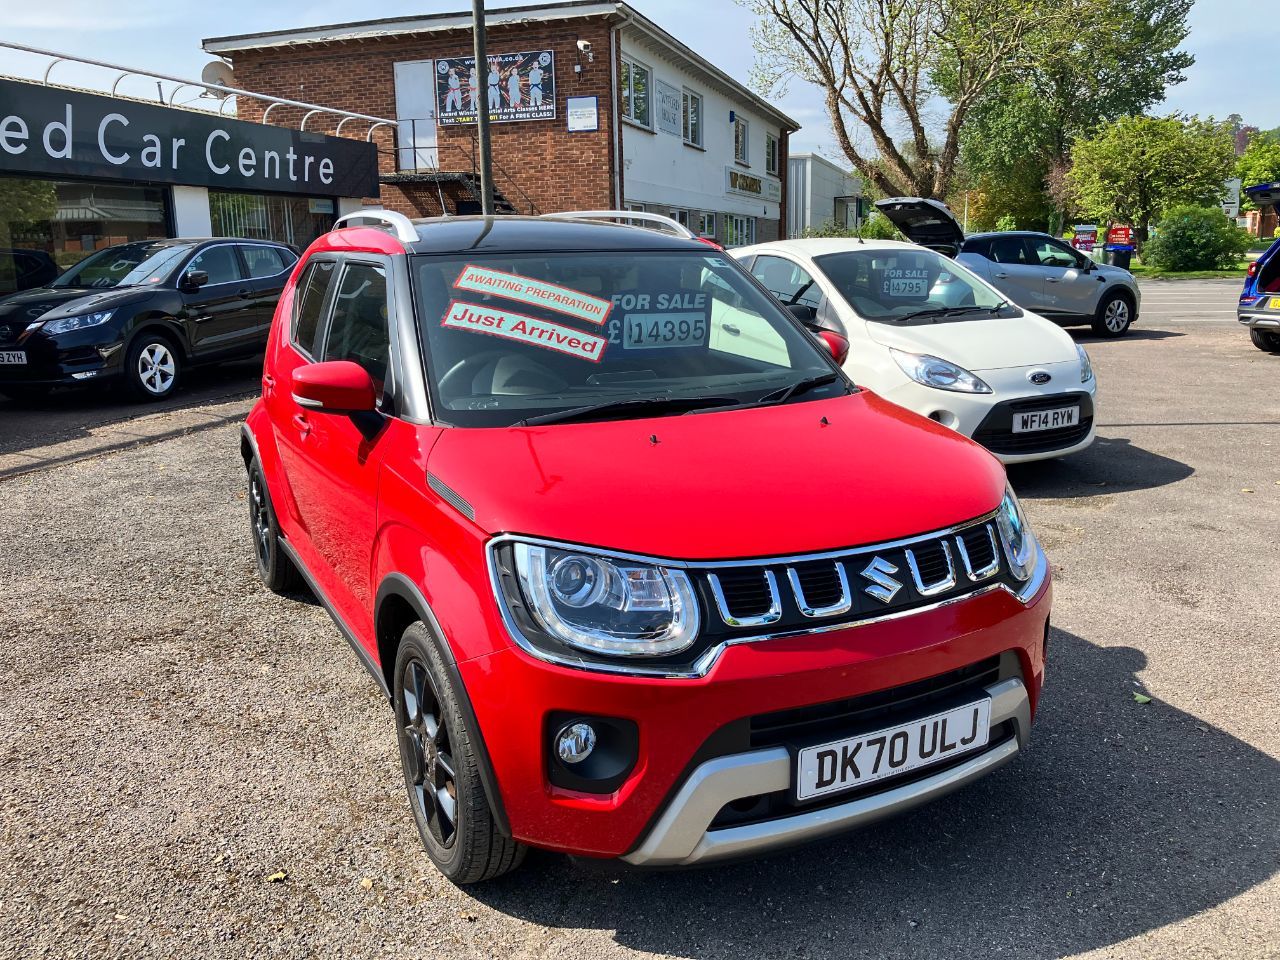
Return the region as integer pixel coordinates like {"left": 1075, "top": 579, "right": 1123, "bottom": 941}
{"left": 750, "top": 371, "right": 843, "bottom": 408}
{"left": 896, "top": 303, "right": 1009, "bottom": 323}
{"left": 516, "top": 395, "right": 740, "bottom": 427}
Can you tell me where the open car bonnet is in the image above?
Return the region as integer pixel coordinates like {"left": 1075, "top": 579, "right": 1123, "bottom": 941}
{"left": 875, "top": 197, "right": 966, "bottom": 256}
{"left": 864, "top": 311, "right": 1079, "bottom": 371}
{"left": 425, "top": 392, "right": 1006, "bottom": 560}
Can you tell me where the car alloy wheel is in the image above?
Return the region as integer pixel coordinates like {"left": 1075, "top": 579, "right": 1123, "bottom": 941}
{"left": 137, "top": 341, "right": 177, "bottom": 396}
{"left": 249, "top": 472, "right": 272, "bottom": 569}
{"left": 1104, "top": 298, "right": 1129, "bottom": 332}
{"left": 400, "top": 657, "right": 459, "bottom": 849}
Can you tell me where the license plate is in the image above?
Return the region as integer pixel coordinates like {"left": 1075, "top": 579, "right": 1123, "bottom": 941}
{"left": 1269, "top": 297, "right": 1280, "bottom": 310}
{"left": 0, "top": 351, "right": 26, "bottom": 365}
{"left": 796, "top": 699, "right": 992, "bottom": 801}
{"left": 887, "top": 278, "right": 927, "bottom": 297}
{"left": 623, "top": 313, "right": 708, "bottom": 349}
{"left": 1012, "top": 405, "right": 1079, "bottom": 433}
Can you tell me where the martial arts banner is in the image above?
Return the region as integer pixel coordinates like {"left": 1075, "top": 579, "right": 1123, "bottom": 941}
{"left": 434, "top": 51, "right": 556, "bottom": 125}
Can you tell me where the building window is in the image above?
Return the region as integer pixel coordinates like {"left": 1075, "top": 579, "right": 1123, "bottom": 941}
{"left": 725, "top": 214, "right": 755, "bottom": 247}
{"left": 699, "top": 212, "right": 716, "bottom": 237}
{"left": 766, "top": 133, "right": 779, "bottom": 176}
{"left": 209, "top": 191, "right": 335, "bottom": 249}
{"left": 621, "top": 57, "right": 651, "bottom": 127}
{"left": 624, "top": 201, "right": 646, "bottom": 212}
{"left": 0, "top": 176, "right": 169, "bottom": 296}
{"left": 669, "top": 208, "right": 690, "bottom": 228}
{"left": 734, "top": 116, "right": 750, "bottom": 164}
{"left": 682, "top": 90, "right": 703, "bottom": 147}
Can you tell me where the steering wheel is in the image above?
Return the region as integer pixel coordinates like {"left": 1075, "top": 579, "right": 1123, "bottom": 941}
{"left": 437, "top": 349, "right": 568, "bottom": 397}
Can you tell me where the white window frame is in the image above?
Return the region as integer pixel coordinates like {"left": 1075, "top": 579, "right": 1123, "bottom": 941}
{"left": 725, "top": 214, "right": 755, "bottom": 247}
{"left": 621, "top": 56, "right": 652, "bottom": 128}
{"left": 765, "top": 133, "right": 779, "bottom": 176}
{"left": 734, "top": 116, "right": 750, "bottom": 164}
{"left": 681, "top": 89, "right": 703, "bottom": 147}
{"left": 699, "top": 212, "right": 716, "bottom": 237}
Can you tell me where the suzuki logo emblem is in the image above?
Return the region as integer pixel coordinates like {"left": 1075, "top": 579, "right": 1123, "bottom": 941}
{"left": 1028, "top": 370, "right": 1052, "bottom": 385}
{"left": 859, "top": 556, "right": 902, "bottom": 603}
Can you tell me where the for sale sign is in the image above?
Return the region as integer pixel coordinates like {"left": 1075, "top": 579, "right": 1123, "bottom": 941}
{"left": 435, "top": 51, "right": 556, "bottom": 125}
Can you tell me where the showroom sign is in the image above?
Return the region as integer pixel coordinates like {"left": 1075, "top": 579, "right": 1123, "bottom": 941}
{"left": 0, "top": 78, "right": 379, "bottom": 198}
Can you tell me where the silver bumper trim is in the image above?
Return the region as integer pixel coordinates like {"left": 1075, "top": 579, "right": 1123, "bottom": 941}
{"left": 623, "top": 676, "right": 1031, "bottom": 867}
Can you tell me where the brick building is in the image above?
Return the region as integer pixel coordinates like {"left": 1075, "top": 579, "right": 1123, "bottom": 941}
{"left": 202, "top": 1, "right": 798, "bottom": 245}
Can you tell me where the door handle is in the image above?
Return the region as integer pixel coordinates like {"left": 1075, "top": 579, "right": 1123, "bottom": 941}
{"left": 291, "top": 413, "right": 311, "bottom": 436}
{"left": 262, "top": 373, "right": 276, "bottom": 396}
{"left": 1046, "top": 277, "right": 1061, "bottom": 283}
{"left": 238, "top": 288, "right": 253, "bottom": 299}
{"left": 994, "top": 272, "right": 1009, "bottom": 279}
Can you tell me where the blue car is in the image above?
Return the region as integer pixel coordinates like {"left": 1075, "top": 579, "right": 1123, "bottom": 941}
{"left": 1239, "top": 183, "right": 1280, "bottom": 352}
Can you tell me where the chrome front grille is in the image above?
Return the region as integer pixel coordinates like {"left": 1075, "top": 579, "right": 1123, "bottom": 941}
{"left": 703, "top": 517, "right": 1006, "bottom": 631}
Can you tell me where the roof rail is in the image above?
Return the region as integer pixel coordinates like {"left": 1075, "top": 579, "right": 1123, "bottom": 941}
{"left": 333, "top": 210, "right": 420, "bottom": 244}
{"left": 542, "top": 210, "right": 698, "bottom": 240}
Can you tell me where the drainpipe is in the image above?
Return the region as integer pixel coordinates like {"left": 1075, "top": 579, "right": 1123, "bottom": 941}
{"left": 610, "top": 8, "right": 631, "bottom": 209}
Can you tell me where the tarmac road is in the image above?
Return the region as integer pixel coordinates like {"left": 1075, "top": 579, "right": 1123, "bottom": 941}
{"left": 0, "top": 289, "right": 1276, "bottom": 959}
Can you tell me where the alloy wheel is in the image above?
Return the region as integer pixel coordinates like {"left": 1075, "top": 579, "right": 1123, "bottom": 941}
{"left": 1104, "top": 299, "right": 1130, "bottom": 333}
{"left": 137, "top": 342, "right": 176, "bottom": 395}
{"left": 249, "top": 473, "right": 271, "bottom": 567}
{"left": 401, "top": 658, "right": 459, "bottom": 848}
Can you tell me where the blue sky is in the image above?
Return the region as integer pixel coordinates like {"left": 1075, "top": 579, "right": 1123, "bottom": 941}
{"left": 0, "top": 0, "right": 1271, "bottom": 159}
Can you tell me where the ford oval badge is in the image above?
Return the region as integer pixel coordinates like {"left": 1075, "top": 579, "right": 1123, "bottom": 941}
{"left": 1028, "top": 370, "right": 1052, "bottom": 385}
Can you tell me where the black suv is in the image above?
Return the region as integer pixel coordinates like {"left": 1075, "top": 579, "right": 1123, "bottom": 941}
{"left": 0, "top": 238, "right": 298, "bottom": 402}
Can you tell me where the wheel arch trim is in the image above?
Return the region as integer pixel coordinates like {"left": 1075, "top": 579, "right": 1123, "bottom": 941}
{"left": 375, "top": 572, "right": 512, "bottom": 837}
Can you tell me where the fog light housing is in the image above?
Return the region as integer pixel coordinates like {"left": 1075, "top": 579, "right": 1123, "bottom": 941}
{"left": 546, "top": 712, "right": 639, "bottom": 794}
{"left": 555, "top": 722, "right": 597, "bottom": 764}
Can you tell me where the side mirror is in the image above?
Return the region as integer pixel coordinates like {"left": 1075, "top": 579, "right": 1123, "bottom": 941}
{"left": 181, "top": 269, "right": 209, "bottom": 291}
{"left": 291, "top": 360, "right": 378, "bottom": 414}
{"left": 785, "top": 303, "right": 818, "bottom": 324}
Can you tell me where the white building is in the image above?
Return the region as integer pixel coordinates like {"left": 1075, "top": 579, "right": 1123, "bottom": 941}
{"left": 787, "top": 153, "right": 863, "bottom": 238}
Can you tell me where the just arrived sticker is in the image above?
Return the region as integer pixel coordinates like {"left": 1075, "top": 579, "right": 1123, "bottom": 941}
{"left": 441, "top": 300, "right": 606, "bottom": 362}
{"left": 453, "top": 265, "right": 613, "bottom": 325}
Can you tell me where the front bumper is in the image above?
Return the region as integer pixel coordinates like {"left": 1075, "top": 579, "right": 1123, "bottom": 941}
{"left": 459, "top": 547, "right": 1051, "bottom": 861}
{"left": 624, "top": 674, "right": 1028, "bottom": 866}
{"left": 0, "top": 331, "right": 124, "bottom": 386}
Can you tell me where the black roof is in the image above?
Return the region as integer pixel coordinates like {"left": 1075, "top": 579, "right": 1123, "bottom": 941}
{"left": 963, "top": 230, "right": 1056, "bottom": 241}
{"left": 406, "top": 216, "right": 708, "bottom": 255}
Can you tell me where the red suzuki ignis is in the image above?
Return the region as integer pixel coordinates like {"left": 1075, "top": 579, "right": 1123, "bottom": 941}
{"left": 242, "top": 211, "right": 1050, "bottom": 884}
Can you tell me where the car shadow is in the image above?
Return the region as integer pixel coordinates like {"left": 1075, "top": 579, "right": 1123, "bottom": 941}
{"left": 467, "top": 628, "right": 1278, "bottom": 959}
{"left": 0, "top": 357, "right": 262, "bottom": 459}
{"left": 1006, "top": 434, "right": 1193, "bottom": 500}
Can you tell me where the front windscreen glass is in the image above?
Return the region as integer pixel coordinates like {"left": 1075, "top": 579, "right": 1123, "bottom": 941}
{"left": 51, "top": 242, "right": 192, "bottom": 290}
{"left": 815, "top": 248, "right": 1021, "bottom": 324}
{"left": 411, "top": 251, "right": 843, "bottom": 427}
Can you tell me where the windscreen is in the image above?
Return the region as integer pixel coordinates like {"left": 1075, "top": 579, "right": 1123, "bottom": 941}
{"left": 411, "top": 251, "right": 840, "bottom": 427}
{"left": 52, "top": 242, "right": 192, "bottom": 290}
{"left": 815, "top": 248, "right": 1015, "bottom": 323}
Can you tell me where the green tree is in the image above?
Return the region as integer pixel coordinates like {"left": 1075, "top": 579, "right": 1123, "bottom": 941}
{"left": 1236, "top": 136, "right": 1280, "bottom": 210}
{"left": 960, "top": 0, "right": 1193, "bottom": 229}
{"left": 1066, "top": 115, "right": 1236, "bottom": 242}
{"left": 745, "top": 0, "right": 1087, "bottom": 200}
{"left": 1142, "top": 205, "right": 1251, "bottom": 271}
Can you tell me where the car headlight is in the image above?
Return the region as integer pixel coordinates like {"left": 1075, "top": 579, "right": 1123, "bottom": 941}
{"left": 995, "top": 486, "right": 1038, "bottom": 582}
{"left": 42, "top": 311, "right": 114, "bottom": 336}
{"left": 890, "top": 348, "right": 992, "bottom": 394}
{"left": 508, "top": 542, "right": 699, "bottom": 657}
{"left": 1077, "top": 344, "right": 1094, "bottom": 383}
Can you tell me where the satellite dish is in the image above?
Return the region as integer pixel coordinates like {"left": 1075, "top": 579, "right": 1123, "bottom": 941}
{"left": 201, "top": 61, "right": 235, "bottom": 97}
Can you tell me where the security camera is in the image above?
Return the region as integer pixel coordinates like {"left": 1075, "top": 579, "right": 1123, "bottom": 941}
{"left": 576, "top": 39, "right": 594, "bottom": 62}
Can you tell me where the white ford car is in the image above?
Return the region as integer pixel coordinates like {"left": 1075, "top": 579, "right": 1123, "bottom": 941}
{"left": 731, "top": 233, "right": 1097, "bottom": 464}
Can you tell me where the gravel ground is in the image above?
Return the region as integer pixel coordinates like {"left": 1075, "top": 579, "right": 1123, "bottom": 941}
{"left": 0, "top": 314, "right": 1276, "bottom": 960}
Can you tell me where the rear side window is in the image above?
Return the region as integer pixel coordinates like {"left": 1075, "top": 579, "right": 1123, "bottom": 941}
{"left": 989, "top": 236, "right": 1032, "bottom": 265}
{"left": 750, "top": 255, "right": 824, "bottom": 310}
{"left": 187, "top": 246, "right": 245, "bottom": 286}
{"left": 292, "top": 260, "right": 336, "bottom": 357}
{"left": 241, "top": 245, "right": 288, "bottom": 278}
{"left": 322, "top": 263, "right": 390, "bottom": 391}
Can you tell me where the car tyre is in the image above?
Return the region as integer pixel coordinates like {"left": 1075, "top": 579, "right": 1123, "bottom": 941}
{"left": 247, "top": 459, "right": 300, "bottom": 594}
{"left": 1249, "top": 328, "right": 1280, "bottom": 352}
{"left": 1091, "top": 291, "right": 1133, "bottom": 337}
{"left": 124, "top": 332, "right": 183, "bottom": 401}
{"left": 394, "top": 622, "right": 525, "bottom": 884}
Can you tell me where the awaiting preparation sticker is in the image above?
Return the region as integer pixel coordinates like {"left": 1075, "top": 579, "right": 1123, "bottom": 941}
{"left": 453, "top": 265, "right": 612, "bottom": 325}
{"left": 442, "top": 300, "right": 606, "bottom": 362}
